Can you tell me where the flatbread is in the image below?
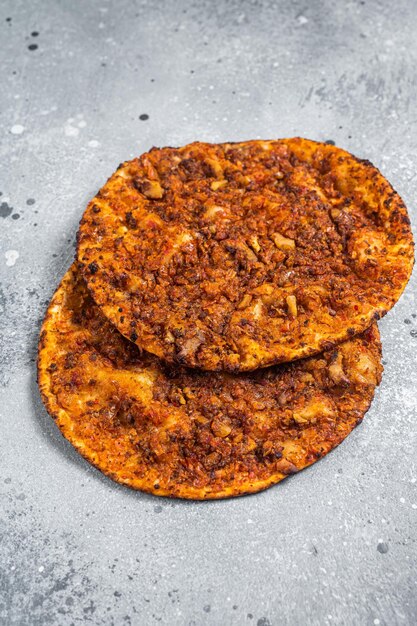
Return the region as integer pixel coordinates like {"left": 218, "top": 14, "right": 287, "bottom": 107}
{"left": 38, "top": 264, "right": 383, "bottom": 499}
{"left": 77, "top": 138, "right": 413, "bottom": 371}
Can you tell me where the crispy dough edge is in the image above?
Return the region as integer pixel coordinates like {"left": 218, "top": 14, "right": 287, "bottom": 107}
{"left": 37, "top": 264, "right": 382, "bottom": 500}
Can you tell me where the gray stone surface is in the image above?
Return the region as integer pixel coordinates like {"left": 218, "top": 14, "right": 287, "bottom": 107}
{"left": 1, "top": 0, "right": 416, "bottom": 624}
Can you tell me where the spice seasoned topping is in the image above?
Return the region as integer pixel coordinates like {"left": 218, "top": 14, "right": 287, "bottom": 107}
{"left": 77, "top": 138, "right": 414, "bottom": 371}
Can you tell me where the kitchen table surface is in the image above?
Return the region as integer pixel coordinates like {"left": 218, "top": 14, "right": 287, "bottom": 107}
{"left": 1, "top": 1, "right": 417, "bottom": 624}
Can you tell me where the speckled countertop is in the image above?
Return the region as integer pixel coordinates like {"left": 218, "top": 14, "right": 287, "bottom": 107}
{"left": 1, "top": 1, "right": 417, "bottom": 624}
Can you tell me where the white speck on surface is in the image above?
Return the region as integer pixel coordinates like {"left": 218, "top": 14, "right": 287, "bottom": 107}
{"left": 412, "top": 504, "right": 417, "bottom": 509}
{"left": 298, "top": 15, "right": 309, "bottom": 24}
{"left": 5, "top": 250, "right": 19, "bottom": 267}
{"left": 374, "top": 619, "right": 380, "bottom": 625}
{"left": 10, "top": 124, "right": 25, "bottom": 135}
{"left": 64, "top": 125, "right": 80, "bottom": 137}
{"left": 78, "top": 120, "right": 87, "bottom": 128}
{"left": 38, "top": 565, "right": 44, "bottom": 572}
{"left": 88, "top": 139, "right": 100, "bottom": 148}
{"left": 400, "top": 497, "right": 406, "bottom": 503}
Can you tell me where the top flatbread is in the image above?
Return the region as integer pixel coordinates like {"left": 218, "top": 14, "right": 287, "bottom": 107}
{"left": 77, "top": 138, "right": 414, "bottom": 371}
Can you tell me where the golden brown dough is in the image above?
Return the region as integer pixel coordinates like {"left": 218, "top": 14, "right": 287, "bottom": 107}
{"left": 77, "top": 138, "right": 413, "bottom": 371}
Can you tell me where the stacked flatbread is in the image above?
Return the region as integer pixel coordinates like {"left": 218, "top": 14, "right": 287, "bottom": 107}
{"left": 38, "top": 138, "right": 414, "bottom": 499}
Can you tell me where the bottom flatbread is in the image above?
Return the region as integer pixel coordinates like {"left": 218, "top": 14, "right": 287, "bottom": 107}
{"left": 38, "top": 264, "right": 383, "bottom": 499}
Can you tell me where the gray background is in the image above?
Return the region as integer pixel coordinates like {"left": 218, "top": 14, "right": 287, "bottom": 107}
{"left": 1, "top": 0, "right": 416, "bottom": 624}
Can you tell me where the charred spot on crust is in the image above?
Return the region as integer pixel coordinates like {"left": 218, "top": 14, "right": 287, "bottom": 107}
{"left": 373, "top": 310, "right": 386, "bottom": 321}
{"left": 125, "top": 211, "right": 138, "bottom": 229}
{"left": 356, "top": 158, "right": 373, "bottom": 167}
{"left": 88, "top": 262, "right": 98, "bottom": 274}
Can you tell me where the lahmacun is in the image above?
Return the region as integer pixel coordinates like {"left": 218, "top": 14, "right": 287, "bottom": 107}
{"left": 77, "top": 138, "right": 413, "bottom": 371}
{"left": 38, "top": 264, "right": 382, "bottom": 500}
